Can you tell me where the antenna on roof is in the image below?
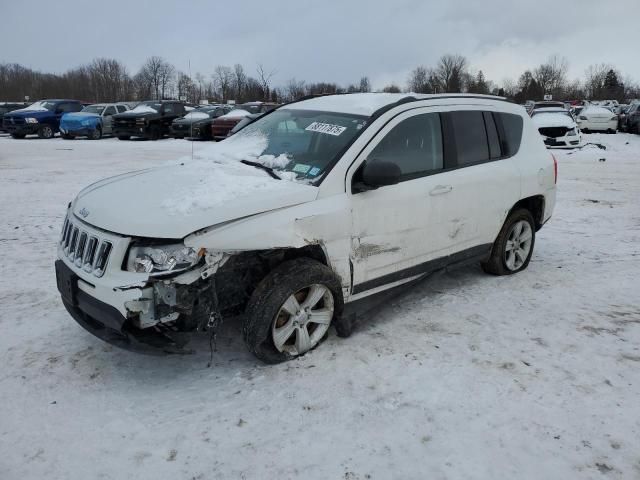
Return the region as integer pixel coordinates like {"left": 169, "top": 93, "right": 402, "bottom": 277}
{"left": 189, "top": 59, "right": 194, "bottom": 162}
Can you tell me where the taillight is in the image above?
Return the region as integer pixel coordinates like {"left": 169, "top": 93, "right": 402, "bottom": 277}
{"left": 552, "top": 153, "right": 558, "bottom": 184}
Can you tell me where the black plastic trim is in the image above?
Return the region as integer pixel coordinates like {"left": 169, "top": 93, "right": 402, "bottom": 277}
{"left": 351, "top": 243, "right": 492, "bottom": 295}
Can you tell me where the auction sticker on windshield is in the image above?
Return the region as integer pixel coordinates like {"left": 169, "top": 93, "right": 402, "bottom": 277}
{"left": 305, "top": 122, "right": 347, "bottom": 136}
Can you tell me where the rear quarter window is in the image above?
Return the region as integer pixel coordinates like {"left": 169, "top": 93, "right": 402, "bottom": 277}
{"left": 496, "top": 112, "right": 524, "bottom": 157}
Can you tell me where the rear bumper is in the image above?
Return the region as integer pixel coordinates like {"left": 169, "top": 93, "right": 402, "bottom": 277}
{"left": 55, "top": 259, "right": 191, "bottom": 354}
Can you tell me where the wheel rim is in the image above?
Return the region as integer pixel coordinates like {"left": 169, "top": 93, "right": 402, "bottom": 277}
{"left": 42, "top": 126, "right": 52, "bottom": 138}
{"left": 271, "top": 284, "right": 334, "bottom": 356}
{"left": 504, "top": 220, "right": 533, "bottom": 271}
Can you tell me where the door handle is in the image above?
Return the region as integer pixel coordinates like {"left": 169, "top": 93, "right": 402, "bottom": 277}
{"left": 429, "top": 185, "right": 453, "bottom": 196}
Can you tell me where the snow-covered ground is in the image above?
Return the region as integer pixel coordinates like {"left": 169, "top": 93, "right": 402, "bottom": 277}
{"left": 0, "top": 133, "right": 639, "bottom": 480}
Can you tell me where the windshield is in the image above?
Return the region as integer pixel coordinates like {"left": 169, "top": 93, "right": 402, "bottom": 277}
{"left": 228, "top": 109, "right": 368, "bottom": 182}
{"left": 82, "top": 105, "right": 105, "bottom": 114}
{"left": 23, "top": 101, "right": 57, "bottom": 111}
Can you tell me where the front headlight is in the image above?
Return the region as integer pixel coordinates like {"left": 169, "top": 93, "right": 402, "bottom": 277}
{"left": 127, "top": 244, "right": 201, "bottom": 275}
{"left": 566, "top": 128, "right": 577, "bottom": 136}
{"left": 25, "top": 117, "right": 39, "bottom": 124}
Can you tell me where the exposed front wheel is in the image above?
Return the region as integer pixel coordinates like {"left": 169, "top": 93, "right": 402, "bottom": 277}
{"left": 243, "top": 258, "right": 343, "bottom": 363}
{"left": 38, "top": 125, "right": 54, "bottom": 139}
{"left": 89, "top": 128, "right": 102, "bottom": 140}
{"left": 482, "top": 209, "right": 536, "bottom": 275}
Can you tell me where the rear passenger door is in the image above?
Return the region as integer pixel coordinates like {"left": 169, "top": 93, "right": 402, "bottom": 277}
{"left": 438, "top": 108, "right": 522, "bottom": 249}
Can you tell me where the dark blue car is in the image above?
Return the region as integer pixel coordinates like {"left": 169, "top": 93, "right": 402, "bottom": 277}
{"left": 2, "top": 99, "right": 83, "bottom": 139}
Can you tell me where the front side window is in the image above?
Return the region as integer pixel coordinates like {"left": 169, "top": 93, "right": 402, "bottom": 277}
{"left": 82, "top": 105, "right": 106, "bottom": 115}
{"left": 116, "top": 105, "right": 127, "bottom": 113}
{"left": 103, "top": 106, "right": 117, "bottom": 116}
{"left": 368, "top": 113, "right": 443, "bottom": 180}
{"left": 450, "top": 111, "right": 490, "bottom": 166}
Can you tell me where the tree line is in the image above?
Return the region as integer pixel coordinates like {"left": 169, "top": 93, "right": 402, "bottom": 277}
{"left": 1, "top": 54, "right": 638, "bottom": 104}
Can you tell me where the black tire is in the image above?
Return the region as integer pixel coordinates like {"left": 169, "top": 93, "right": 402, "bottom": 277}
{"left": 88, "top": 127, "right": 102, "bottom": 140}
{"left": 117, "top": 135, "right": 130, "bottom": 140}
{"left": 150, "top": 126, "right": 161, "bottom": 140}
{"left": 38, "top": 125, "right": 54, "bottom": 139}
{"left": 10, "top": 133, "right": 26, "bottom": 139}
{"left": 61, "top": 133, "right": 75, "bottom": 140}
{"left": 243, "top": 258, "right": 343, "bottom": 364}
{"left": 481, "top": 208, "right": 536, "bottom": 276}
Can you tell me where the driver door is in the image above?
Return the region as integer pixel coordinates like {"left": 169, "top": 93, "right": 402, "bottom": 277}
{"left": 348, "top": 108, "right": 453, "bottom": 293}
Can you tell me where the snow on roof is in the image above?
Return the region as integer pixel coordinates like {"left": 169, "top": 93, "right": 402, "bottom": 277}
{"left": 281, "top": 93, "right": 507, "bottom": 116}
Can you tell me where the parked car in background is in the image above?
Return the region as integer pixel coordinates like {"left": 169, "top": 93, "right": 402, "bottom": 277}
{"left": 55, "top": 93, "right": 556, "bottom": 362}
{"left": 2, "top": 99, "right": 82, "bottom": 138}
{"left": 577, "top": 106, "right": 619, "bottom": 133}
{"left": 59, "top": 103, "right": 130, "bottom": 139}
{"left": 227, "top": 112, "right": 262, "bottom": 137}
{"left": 531, "top": 108, "right": 582, "bottom": 148}
{"left": 211, "top": 102, "right": 279, "bottom": 140}
{"left": 531, "top": 101, "right": 567, "bottom": 115}
{"left": 0, "top": 102, "right": 29, "bottom": 132}
{"left": 620, "top": 103, "right": 640, "bottom": 133}
{"left": 170, "top": 105, "right": 231, "bottom": 139}
{"left": 112, "top": 100, "right": 186, "bottom": 140}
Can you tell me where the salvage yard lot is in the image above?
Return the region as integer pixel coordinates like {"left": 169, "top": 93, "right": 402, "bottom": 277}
{"left": 0, "top": 133, "right": 639, "bottom": 480}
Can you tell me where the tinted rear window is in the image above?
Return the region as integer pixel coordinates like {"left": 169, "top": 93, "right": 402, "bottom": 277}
{"left": 497, "top": 113, "right": 523, "bottom": 157}
{"left": 449, "top": 111, "right": 489, "bottom": 166}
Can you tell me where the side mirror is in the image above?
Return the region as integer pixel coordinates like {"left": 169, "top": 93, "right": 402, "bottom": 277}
{"left": 360, "top": 160, "right": 401, "bottom": 190}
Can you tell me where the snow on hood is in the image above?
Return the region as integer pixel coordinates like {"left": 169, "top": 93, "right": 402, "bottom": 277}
{"left": 219, "top": 109, "right": 252, "bottom": 119}
{"left": 19, "top": 102, "right": 49, "bottom": 112}
{"left": 532, "top": 113, "right": 576, "bottom": 129}
{"left": 72, "top": 133, "right": 316, "bottom": 238}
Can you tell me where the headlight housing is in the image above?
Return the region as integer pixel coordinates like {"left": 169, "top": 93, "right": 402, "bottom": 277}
{"left": 127, "top": 244, "right": 201, "bottom": 275}
{"left": 566, "top": 128, "right": 577, "bottom": 136}
{"left": 25, "top": 117, "right": 39, "bottom": 124}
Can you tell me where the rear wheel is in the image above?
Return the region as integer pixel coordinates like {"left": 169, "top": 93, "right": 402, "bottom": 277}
{"left": 482, "top": 209, "right": 536, "bottom": 276}
{"left": 150, "top": 126, "right": 161, "bottom": 140}
{"left": 243, "top": 258, "right": 343, "bottom": 363}
{"left": 38, "top": 125, "right": 54, "bottom": 139}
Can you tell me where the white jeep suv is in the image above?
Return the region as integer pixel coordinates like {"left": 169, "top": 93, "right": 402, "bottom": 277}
{"left": 55, "top": 93, "right": 557, "bottom": 363}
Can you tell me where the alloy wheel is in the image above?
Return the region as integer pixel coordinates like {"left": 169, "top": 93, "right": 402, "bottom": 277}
{"left": 504, "top": 220, "right": 533, "bottom": 271}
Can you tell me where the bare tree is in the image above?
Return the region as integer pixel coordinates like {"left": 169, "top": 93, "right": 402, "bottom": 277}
{"left": 233, "top": 64, "right": 246, "bottom": 101}
{"left": 285, "top": 78, "right": 306, "bottom": 101}
{"left": 382, "top": 84, "right": 401, "bottom": 93}
{"left": 256, "top": 64, "right": 276, "bottom": 100}
{"left": 359, "top": 76, "right": 371, "bottom": 93}
{"left": 435, "top": 54, "right": 468, "bottom": 93}
{"left": 534, "top": 55, "right": 568, "bottom": 98}
{"left": 213, "top": 65, "right": 233, "bottom": 101}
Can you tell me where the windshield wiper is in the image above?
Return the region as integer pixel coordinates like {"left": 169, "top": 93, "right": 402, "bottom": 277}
{"left": 240, "top": 160, "right": 281, "bottom": 180}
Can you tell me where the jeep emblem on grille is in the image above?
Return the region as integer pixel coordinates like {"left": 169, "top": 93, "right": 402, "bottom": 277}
{"left": 78, "top": 207, "right": 90, "bottom": 218}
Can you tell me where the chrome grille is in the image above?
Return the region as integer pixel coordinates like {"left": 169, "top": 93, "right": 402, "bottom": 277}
{"left": 60, "top": 215, "right": 112, "bottom": 277}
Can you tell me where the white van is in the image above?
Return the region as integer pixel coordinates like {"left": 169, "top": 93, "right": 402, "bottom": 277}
{"left": 55, "top": 93, "right": 557, "bottom": 363}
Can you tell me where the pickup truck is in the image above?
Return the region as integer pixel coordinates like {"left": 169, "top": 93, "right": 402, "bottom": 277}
{"left": 112, "top": 100, "right": 186, "bottom": 140}
{"left": 2, "top": 99, "right": 83, "bottom": 138}
{"left": 0, "top": 102, "right": 29, "bottom": 132}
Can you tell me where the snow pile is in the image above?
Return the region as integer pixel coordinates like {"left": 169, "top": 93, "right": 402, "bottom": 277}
{"left": 161, "top": 133, "right": 295, "bottom": 215}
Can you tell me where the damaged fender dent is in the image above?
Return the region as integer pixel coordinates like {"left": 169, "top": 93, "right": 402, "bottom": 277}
{"left": 351, "top": 237, "right": 401, "bottom": 260}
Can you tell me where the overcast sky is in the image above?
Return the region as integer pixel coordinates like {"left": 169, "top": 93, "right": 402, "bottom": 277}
{"left": 2, "top": 0, "right": 639, "bottom": 89}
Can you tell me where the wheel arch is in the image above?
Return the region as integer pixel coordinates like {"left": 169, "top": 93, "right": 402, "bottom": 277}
{"left": 510, "top": 195, "right": 545, "bottom": 230}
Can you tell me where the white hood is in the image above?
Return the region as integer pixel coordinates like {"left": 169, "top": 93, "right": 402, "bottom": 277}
{"left": 532, "top": 113, "right": 576, "bottom": 129}
{"left": 72, "top": 161, "right": 318, "bottom": 239}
